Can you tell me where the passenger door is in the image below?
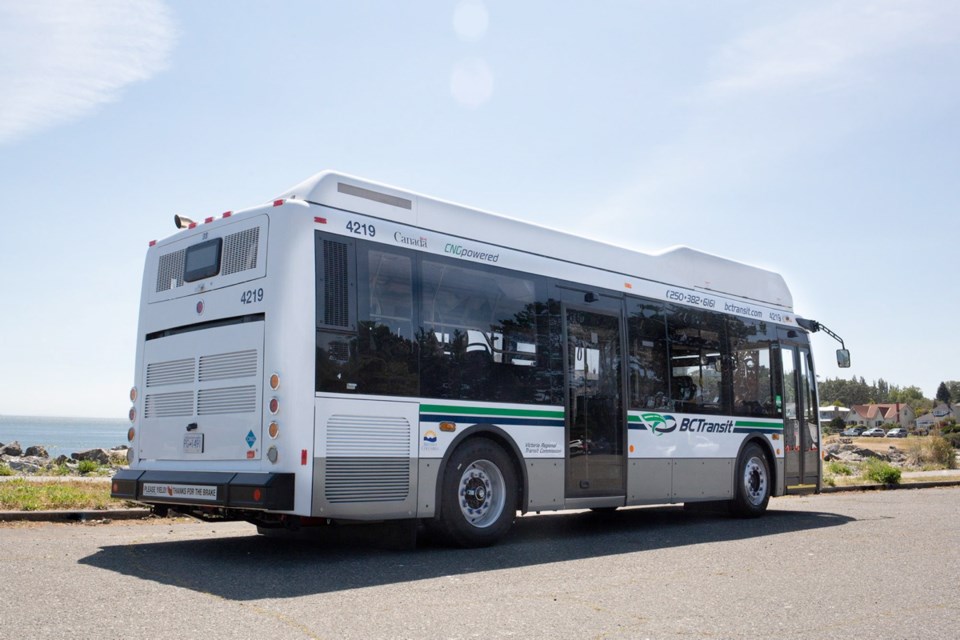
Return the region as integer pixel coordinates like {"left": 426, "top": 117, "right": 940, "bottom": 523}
{"left": 563, "top": 296, "right": 626, "bottom": 500}
{"left": 778, "top": 330, "right": 820, "bottom": 488}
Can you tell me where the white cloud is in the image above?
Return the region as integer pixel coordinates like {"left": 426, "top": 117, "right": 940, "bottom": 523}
{"left": 593, "top": 0, "right": 960, "bottom": 230}
{"left": 706, "top": 0, "right": 960, "bottom": 98}
{"left": 0, "top": 0, "right": 177, "bottom": 144}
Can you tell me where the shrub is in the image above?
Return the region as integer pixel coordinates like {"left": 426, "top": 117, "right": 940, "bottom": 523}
{"left": 943, "top": 432, "right": 960, "bottom": 451}
{"left": 827, "top": 460, "right": 854, "bottom": 476}
{"left": 906, "top": 436, "right": 957, "bottom": 469}
{"left": 928, "top": 436, "right": 958, "bottom": 469}
{"left": 862, "top": 458, "right": 901, "bottom": 484}
{"left": 76, "top": 459, "right": 99, "bottom": 475}
{"left": 0, "top": 463, "right": 13, "bottom": 477}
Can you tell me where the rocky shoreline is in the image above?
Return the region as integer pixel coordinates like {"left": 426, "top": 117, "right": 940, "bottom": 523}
{"left": 0, "top": 440, "right": 128, "bottom": 475}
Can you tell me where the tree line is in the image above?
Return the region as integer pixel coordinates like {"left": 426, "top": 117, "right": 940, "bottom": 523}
{"left": 817, "top": 377, "right": 960, "bottom": 416}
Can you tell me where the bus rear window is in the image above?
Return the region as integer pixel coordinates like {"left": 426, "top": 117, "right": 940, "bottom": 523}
{"left": 184, "top": 238, "right": 222, "bottom": 282}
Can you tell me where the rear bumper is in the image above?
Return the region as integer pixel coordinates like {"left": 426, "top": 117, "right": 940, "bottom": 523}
{"left": 111, "top": 469, "right": 295, "bottom": 511}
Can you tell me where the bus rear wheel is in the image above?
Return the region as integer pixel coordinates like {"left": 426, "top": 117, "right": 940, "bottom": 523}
{"left": 731, "top": 442, "right": 771, "bottom": 517}
{"left": 435, "top": 438, "right": 517, "bottom": 548}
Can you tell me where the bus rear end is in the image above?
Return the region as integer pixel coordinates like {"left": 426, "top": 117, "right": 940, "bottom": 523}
{"left": 112, "top": 206, "right": 304, "bottom": 524}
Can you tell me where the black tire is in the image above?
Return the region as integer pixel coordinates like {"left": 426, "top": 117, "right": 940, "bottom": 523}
{"left": 730, "top": 442, "right": 771, "bottom": 517}
{"left": 434, "top": 438, "right": 518, "bottom": 548}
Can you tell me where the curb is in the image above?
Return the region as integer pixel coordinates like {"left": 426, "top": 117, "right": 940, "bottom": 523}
{"left": 821, "top": 480, "right": 960, "bottom": 493}
{"left": 0, "top": 508, "right": 152, "bottom": 523}
{"left": 2, "top": 481, "right": 958, "bottom": 522}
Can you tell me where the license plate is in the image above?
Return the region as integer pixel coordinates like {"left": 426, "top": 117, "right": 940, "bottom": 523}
{"left": 183, "top": 433, "right": 204, "bottom": 454}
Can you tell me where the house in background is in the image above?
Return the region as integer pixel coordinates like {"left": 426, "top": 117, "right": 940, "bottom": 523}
{"left": 819, "top": 405, "right": 850, "bottom": 424}
{"left": 847, "top": 403, "right": 916, "bottom": 429}
{"left": 916, "top": 403, "right": 958, "bottom": 433}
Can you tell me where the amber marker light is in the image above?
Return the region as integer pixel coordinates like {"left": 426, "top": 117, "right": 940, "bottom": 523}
{"left": 268, "top": 422, "right": 280, "bottom": 439}
{"left": 129, "top": 387, "right": 138, "bottom": 403}
{"left": 269, "top": 373, "right": 280, "bottom": 390}
{"left": 127, "top": 427, "right": 136, "bottom": 442}
{"left": 439, "top": 422, "right": 457, "bottom": 432}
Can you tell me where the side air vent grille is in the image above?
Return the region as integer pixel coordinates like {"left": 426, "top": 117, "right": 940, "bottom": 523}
{"left": 156, "top": 249, "right": 185, "bottom": 292}
{"left": 325, "top": 459, "right": 411, "bottom": 503}
{"left": 146, "top": 358, "right": 195, "bottom": 387}
{"left": 222, "top": 227, "right": 259, "bottom": 276}
{"left": 323, "top": 240, "right": 350, "bottom": 327}
{"left": 325, "top": 415, "right": 411, "bottom": 503}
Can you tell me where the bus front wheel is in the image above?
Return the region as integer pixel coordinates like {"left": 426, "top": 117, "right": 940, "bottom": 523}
{"left": 731, "top": 442, "right": 771, "bottom": 517}
{"left": 435, "top": 438, "right": 517, "bottom": 547}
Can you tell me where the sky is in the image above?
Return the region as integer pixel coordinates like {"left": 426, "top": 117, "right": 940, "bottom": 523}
{"left": 1, "top": 0, "right": 958, "bottom": 418}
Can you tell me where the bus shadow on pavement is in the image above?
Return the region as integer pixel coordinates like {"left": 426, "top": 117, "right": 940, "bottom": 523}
{"left": 79, "top": 504, "right": 851, "bottom": 600}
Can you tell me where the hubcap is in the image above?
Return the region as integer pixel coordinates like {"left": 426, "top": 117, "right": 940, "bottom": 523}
{"left": 458, "top": 459, "right": 505, "bottom": 528}
{"left": 743, "top": 456, "right": 768, "bottom": 506}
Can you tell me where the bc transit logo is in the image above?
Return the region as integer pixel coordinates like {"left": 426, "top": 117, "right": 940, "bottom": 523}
{"left": 423, "top": 430, "right": 438, "bottom": 444}
{"left": 641, "top": 413, "right": 677, "bottom": 436}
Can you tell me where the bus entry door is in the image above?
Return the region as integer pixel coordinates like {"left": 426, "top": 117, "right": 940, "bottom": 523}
{"left": 564, "top": 306, "right": 625, "bottom": 500}
{"left": 779, "top": 336, "right": 821, "bottom": 489}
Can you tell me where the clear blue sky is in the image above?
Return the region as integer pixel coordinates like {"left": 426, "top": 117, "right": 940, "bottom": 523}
{"left": 1, "top": 1, "right": 958, "bottom": 418}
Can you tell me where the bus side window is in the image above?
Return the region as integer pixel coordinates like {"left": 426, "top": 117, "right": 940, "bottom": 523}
{"left": 626, "top": 299, "right": 670, "bottom": 411}
{"left": 727, "top": 317, "right": 777, "bottom": 418}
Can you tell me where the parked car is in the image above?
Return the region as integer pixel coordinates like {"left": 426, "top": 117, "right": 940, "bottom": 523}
{"left": 862, "top": 427, "right": 886, "bottom": 437}
{"left": 842, "top": 426, "right": 866, "bottom": 437}
{"left": 886, "top": 428, "right": 908, "bottom": 438}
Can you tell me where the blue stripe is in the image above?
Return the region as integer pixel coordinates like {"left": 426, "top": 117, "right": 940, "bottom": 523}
{"left": 733, "top": 427, "right": 782, "bottom": 435}
{"left": 420, "top": 414, "right": 564, "bottom": 428}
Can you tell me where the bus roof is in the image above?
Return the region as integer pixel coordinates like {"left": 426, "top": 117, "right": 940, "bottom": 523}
{"left": 277, "top": 171, "right": 793, "bottom": 310}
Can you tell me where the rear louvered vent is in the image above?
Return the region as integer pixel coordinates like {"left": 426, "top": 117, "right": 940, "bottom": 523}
{"left": 146, "top": 358, "right": 195, "bottom": 387}
{"left": 323, "top": 240, "right": 350, "bottom": 327}
{"left": 222, "top": 227, "right": 259, "bottom": 275}
{"left": 156, "top": 249, "right": 185, "bottom": 292}
{"left": 155, "top": 224, "right": 261, "bottom": 293}
{"left": 198, "top": 386, "right": 257, "bottom": 415}
{"left": 145, "top": 391, "right": 194, "bottom": 418}
{"left": 199, "top": 350, "right": 257, "bottom": 381}
{"left": 325, "top": 415, "right": 410, "bottom": 503}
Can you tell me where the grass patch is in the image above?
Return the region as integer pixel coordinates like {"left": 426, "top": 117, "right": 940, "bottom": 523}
{"left": 0, "top": 463, "right": 13, "bottom": 477}
{"left": 861, "top": 458, "right": 901, "bottom": 484}
{"left": 827, "top": 460, "right": 854, "bottom": 476}
{"left": 0, "top": 479, "right": 129, "bottom": 511}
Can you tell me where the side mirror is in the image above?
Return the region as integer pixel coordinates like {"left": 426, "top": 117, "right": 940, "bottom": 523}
{"left": 836, "top": 349, "right": 851, "bottom": 368}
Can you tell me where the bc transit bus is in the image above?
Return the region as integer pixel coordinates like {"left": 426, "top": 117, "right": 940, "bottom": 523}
{"left": 112, "top": 171, "right": 849, "bottom": 547}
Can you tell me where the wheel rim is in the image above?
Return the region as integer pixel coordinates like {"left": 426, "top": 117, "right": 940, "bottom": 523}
{"left": 458, "top": 459, "right": 506, "bottom": 528}
{"left": 742, "top": 455, "right": 768, "bottom": 506}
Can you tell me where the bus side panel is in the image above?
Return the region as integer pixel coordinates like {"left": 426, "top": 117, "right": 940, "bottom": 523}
{"left": 627, "top": 459, "right": 674, "bottom": 505}
{"left": 525, "top": 459, "right": 564, "bottom": 512}
{"left": 311, "top": 396, "right": 419, "bottom": 520}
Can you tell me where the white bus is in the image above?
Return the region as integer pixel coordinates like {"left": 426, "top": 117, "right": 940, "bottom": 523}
{"left": 112, "top": 171, "right": 849, "bottom": 547}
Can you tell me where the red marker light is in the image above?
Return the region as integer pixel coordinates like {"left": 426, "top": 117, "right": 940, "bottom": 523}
{"left": 149, "top": 240, "right": 157, "bottom": 247}
{"left": 273, "top": 199, "right": 284, "bottom": 207}
{"left": 222, "top": 211, "right": 232, "bottom": 218}
{"left": 314, "top": 217, "right": 327, "bottom": 224}
{"left": 204, "top": 217, "right": 214, "bottom": 224}
{"left": 301, "top": 449, "right": 308, "bottom": 465}
{"left": 253, "top": 489, "right": 262, "bottom": 502}
{"left": 188, "top": 222, "right": 197, "bottom": 229}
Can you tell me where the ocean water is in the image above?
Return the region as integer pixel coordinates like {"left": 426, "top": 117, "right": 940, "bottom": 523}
{"left": 0, "top": 415, "right": 128, "bottom": 459}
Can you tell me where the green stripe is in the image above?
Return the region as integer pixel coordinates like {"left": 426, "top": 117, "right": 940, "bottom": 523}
{"left": 735, "top": 420, "right": 784, "bottom": 429}
{"left": 627, "top": 415, "right": 642, "bottom": 423}
{"left": 420, "top": 404, "right": 564, "bottom": 419}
